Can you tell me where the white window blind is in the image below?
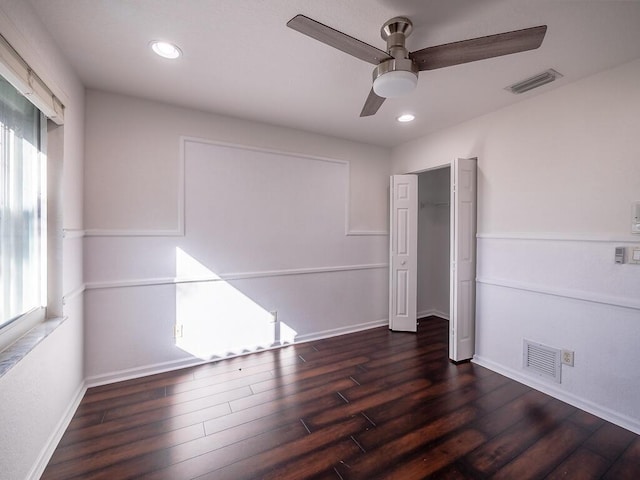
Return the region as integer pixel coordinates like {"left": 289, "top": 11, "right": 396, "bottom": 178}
{"left": 0, "top": 33, "right": 64, "bottom": 125}
{"left": 0, "top": 75, "right": 47, "bottom": 329}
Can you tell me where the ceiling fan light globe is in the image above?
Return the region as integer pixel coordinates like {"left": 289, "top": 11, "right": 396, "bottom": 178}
{"left": 373, "top": 70, "right": 418, "bottom": 98}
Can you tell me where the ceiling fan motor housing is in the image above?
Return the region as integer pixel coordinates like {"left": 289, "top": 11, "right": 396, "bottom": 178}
{"left": 373, "top": 17, "right": 419, "bottom": 98}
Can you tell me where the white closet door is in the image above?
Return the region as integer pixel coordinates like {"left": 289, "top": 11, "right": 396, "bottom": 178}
{"left": 450, "top": 158, "right": 477, "bottom": 361}
{"left": 389, "top": 175, "right": 418, "bottom": 332}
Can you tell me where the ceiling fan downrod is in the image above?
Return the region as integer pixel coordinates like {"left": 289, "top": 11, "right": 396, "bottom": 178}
{"left": 373, "top": 17, "right": 419, "bottom": 98}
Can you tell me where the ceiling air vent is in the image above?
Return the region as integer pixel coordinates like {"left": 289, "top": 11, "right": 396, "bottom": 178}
{"left": 523, "top": 339, "right": 562, "bottom": 383}
{"left": 506, "top": 69, "right": 563, "bottom": 94}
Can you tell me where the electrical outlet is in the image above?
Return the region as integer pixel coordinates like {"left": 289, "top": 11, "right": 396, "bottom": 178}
{"left": 561, "top": 349, "right": 574, "bottom": 367}
{"left": 174, "top": 324, "right": 183, "bottom": 339}
{"left": 270, "top": 310, "right": 278, "bottom": 324}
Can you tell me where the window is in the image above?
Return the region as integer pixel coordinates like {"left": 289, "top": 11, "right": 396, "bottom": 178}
{"left": 0, "top": 74, "right": 46, "bottom": 330}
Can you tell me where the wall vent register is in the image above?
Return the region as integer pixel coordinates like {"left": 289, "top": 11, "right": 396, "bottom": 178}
{"left": 523, "top": 339, "right": 562, "bottom": 383}
{"left": 615, "top": 246, "right": 640, "bottom": 265}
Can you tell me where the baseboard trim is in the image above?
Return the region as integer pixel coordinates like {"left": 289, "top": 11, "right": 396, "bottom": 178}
{"left": 85, "top": 318, "right": 389, "bottom": 388}
{"left": 345, "top": 230, "right": 388, "bottom": 236}
{"left": 85, "top": 357, "right": 208, "bottom": 388}
{"left": 27, "top": 381, "right": 86, "bottom": 480}
{"left": 295, "top": 318, "right": 388, "bottom": 343}
{"left": 473, "top": 355, "right": 640, "bottom": 435}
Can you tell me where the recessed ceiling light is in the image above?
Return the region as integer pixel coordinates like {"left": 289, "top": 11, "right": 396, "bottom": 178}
{"left": 150, "top": 41, "right": 182, "bottom": 59}
{"left": 397, "top": 114, "right": 415, "bottom": 123}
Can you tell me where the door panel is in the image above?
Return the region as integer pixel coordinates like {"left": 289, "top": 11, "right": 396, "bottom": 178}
{"left": 389, "top": 175, "right": 417, "bottom": 332}
{"left": 450, "top": 158, "right": 477, "bottom": 361}
{"left": 396, "top": 270, "right": 408, "bottom": 316}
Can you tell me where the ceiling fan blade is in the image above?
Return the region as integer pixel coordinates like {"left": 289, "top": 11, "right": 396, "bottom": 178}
{"left": 410, "top": 25, "right": 547, "bottom": 71}
{"left": 360, "top": 88, "right": 385, "bottom": 117}
{"left": 287, "top": 14, "right": 391, "bottom": 65}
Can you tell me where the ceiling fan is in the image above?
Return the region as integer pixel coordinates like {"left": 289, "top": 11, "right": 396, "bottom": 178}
{"left": 287, "top": 15, "right": 547, "bottom": 117}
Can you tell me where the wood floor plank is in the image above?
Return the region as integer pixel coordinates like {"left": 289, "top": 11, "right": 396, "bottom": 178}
{"left": 192, "top": 416, "right": 369, "bottom": 480}
{"left": 356, "top": 342, "right": 447, "bottom": 372}
{"left": 472, "top": 388, "right": 551, "bottom": 438}
{"left": 335, "top": 409, "right": 483, "bottom": 479}
{"left": 163, "top": 370, "right": 273, "bottom": 402}
{"left": 260, "top": 439, "right": 363, "bottom": 480}
{"left": 41, "top": 423, "right": 204, "bottom": 480}
{"left": 165, "top": 360, "right": 281, "bottom": 395}
{"left": 491, "top": 422, "right": 589, "bottom": 479}
{"left": 249, "top": 355, "right": 368, "bottom": 394}
{"left": 350, "top": 373, "right": 477, "bottom": 431}
{"left": 304, "top": 329, "right": 438, "bottom": 359}
{"left": 209, "top": 394, "right": 340, "bottom": 436}
{"left": 567, "top": 408, "right": 606, "bottom": 432}
{"left": 583, "top": 421, "right": 638, "bottom": 460}
{"left": 229, "top": 376, "right": 357, "bottom": 413}
{"left": 375, "top": 429, "right": 487, "bottom": 480}
{"left": 338, "top": 356, "right": 463, "bottom": 403}
{"left": 305, "top": 378, "right": 432, "bottom": 429}
{"left": 546, "top": 447, "right": 610, "bottom": 480}
{"left": 85, "top": 421, "right": 308, "bottom": 480}
{"left": 57, "top": 400, "right": 231, "bottom": 448}
{"left": 102, "top": 385, "right": 252, "bottom": 422}
{"left": 428, "top": 464, "right": 478, "bottom": 479}
{"left": 603, "top": 436, "right": 640, "bottom": 480}
{"left": 347, "top": 347, "right": 448, "bottom": 384}
{"left": 246, "top": 365, "right": 360, "bottom": 400}
{"left": 353, "top": 371, "right": 512, "bottom": 445}
{"left": 43, "top": 317, "right": 640, "bottom": 480}
{"left": 64, "top": 412, "right": 104, "bottom": 432}
{"left": 189, "top": 346, "right": 310, "bottom": 380}
{"left": 74, "top": 386, "right": 167, "bottom": 418}
{"left": 471, "top": 376, "right": 531, "bottom": 413}
{"left": 364, "top": 399, "right": 480, "bottom": 450}
{"left": 465, "top": 397, "right": 577, "bottom": 476}
{"left": 50, "top": 418, "right": 203, "bottom": 465}
{"left": 275, "top": 351, "right": 371, "bottom": 376}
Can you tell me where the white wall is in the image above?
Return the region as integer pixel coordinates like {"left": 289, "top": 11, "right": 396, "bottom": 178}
{"left": 0, "top": 1, "right": 85, "bottom": 479}
{"left": 83, "top": 90, "right": 391, "bottom": 383}
{"left": 392, "top": 58, "right": 640, "bottom": 433}
{"left": 417, "top": 168, "right": 450, "bottom": 319}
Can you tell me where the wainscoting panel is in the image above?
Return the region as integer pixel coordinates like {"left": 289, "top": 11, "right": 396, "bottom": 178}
{"left": 475, "top": 235, "right": 640, "bottom": 434}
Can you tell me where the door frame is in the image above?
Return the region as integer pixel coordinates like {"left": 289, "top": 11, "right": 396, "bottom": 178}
{"left": 389, "top": 159, "right": 477, "bottom": 362}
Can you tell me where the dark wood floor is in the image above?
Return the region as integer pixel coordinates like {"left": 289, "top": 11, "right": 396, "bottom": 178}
{"left": 42, "top": 317, "right": 639, "bottom": 479}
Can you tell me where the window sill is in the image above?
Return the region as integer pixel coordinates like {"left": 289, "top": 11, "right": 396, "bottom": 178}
{"left": 0, "top": 316, "right": 66, "bottom": 379}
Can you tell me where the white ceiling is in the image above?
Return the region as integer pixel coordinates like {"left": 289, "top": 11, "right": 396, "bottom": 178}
{"left": 28, "top": 0, "right": 640, "bottom": 147}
